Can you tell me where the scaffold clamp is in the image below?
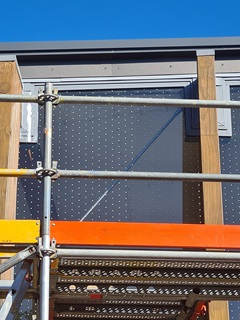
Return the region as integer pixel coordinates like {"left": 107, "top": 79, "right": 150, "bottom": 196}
{"left": 37, "top": 238, "right": 57, "bottom": 259}
{"left": 37, "top": 92, "right": 59, "bottom": 105}
{"left": 36, "top": 161, "right": 59, "bottom": 180}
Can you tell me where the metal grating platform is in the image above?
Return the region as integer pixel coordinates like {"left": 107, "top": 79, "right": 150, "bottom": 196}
{"left": 50, "top": 257, "right": 240, "bottom": 319}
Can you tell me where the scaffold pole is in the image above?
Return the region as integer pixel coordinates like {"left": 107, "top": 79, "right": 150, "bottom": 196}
{"left": 39, "top": 83, "right": 53, "bottom": 320}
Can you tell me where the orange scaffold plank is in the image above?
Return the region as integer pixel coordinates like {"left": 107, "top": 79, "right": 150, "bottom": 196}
{"left": 50, "top": 221, "right": 240, "bottom": 249}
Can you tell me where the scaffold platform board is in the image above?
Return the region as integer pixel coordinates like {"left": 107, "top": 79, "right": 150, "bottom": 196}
{"left": 50, "top": 255, "right": 240, "bottom": 320}
{"left": 48, "top": 221, "right": 240, "bottom": 320}
{"left": 1, "top": 220, "right": 240, "bottom": 318}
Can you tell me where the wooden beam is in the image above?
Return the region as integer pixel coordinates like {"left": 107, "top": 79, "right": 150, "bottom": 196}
{"left": 0, "top": 59, "right": 22, "bottom": 285}
{"left": 197, "top": 54, "right": 223, "bottom": 224}
{"left": 0, "top": 60, "right": 22, "bottom": 218}
{"left": 197, "top": 52, "right": 229, "bottom": 320}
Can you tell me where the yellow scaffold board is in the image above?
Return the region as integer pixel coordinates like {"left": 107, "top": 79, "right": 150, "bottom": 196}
{"left": 0, "top": 220, "right": 40, "bottom": 244}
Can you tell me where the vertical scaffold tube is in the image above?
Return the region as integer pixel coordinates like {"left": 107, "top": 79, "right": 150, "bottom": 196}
{"left": 39, "top": 83, "right": 53, "bottom": 320}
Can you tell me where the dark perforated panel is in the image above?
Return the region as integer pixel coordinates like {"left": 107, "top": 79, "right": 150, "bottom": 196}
{"left": 220, "top": 86, "right": 240, "bottom": 319}
{"left": 17, "top": 87, "right": 184, "bottom": 223}
{"left": 221, "top": 90, "right": 240, "bottom": 225}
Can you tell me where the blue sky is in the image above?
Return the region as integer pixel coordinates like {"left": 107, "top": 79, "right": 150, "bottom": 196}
{"left": 1, "top": 0, "right": 240, "bottom": 42}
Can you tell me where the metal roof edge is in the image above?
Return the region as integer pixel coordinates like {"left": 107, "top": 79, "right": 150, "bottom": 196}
{"left": 1, "top": 37, "right": 240, "bottom": 53}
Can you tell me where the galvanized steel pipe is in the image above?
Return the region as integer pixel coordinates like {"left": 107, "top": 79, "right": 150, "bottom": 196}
{"left": 0, "top": 169, "right": 36, "bottom": 177}
{"left": 57, "top": 95, "right": 240, "bottom": 109}
{"left": 56, "top": 248, "right": 240, "bottom": 262}
{"left": 0, "top": 94, "right": 38, "bottom": 103}
{"left": 0, "top": 92, "right": 240, "bottom": 109}
{"left": 1, "top": 168, "right": 240, "bottom": 183}
{"left": 39, "top": 83, "right": 53, "bottom": 320}
{"left": 57, "top": 170, "right": 240, "bottom": 182}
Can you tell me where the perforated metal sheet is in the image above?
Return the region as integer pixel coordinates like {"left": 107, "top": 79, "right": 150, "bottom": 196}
{"left": 50, "top": 257, "right": 240, "bottom": 320}
{"left": 57, "top": 258, "right": 240, "bottom": 289}
{"left": 182, "top": 136, "right": 203, "bottom": 224}
{"left": 54, "top": 307, "right": 181, "bottom": 320}
{"left": 17, "top": 87, "right": 183, "bottom": 223}
{"left": 220, "top": 86, "right": 240, "bottom": 319}
{"left": 220, "top": 89, "right": 240, "bottom": 225}
{"left": 59, "top": 258, "right": 240, "bottom": 270}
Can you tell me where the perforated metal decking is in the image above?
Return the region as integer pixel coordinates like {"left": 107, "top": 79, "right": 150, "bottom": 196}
{"left": 52, "top": 258, "right": 205, "bottom": 319}
{"left": 50, "top": 256, "right": 240, "bottom": 320}
{"left": 46, "top": 221, "right": 240, "bottom": 320}
{"left": 3, "top": 221, "right": 240, "bottom": 319}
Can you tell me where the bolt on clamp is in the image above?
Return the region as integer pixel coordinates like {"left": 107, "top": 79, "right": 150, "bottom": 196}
{"left": 37, "top": 238, "right": 57, "bottom": 259}
{"left": 36, "top": 161, "right": 59, "bottom": 180}
{"left": 37, "top": 92, "right": 60, "bottom": 105}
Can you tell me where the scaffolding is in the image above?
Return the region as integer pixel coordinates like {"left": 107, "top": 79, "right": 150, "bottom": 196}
{"left": 1, "top": 83, "right": 240, "bottom": 320}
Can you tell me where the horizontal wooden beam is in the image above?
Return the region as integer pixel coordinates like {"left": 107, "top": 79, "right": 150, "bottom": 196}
{"left": 50, "top": 221, "right": 240, "bottom": 249}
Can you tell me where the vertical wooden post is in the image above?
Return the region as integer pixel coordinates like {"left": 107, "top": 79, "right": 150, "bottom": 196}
{"left": 0, "top": 59, "right": 22, "bottom": 283}
{"left": 197, "top": 50, "right": 229, "bottom": 320}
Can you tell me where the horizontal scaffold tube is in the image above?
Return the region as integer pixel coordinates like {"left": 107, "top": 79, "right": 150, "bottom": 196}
{"left": 56, "top": 248, "right": 240, "bottom": 262}
{"left": 1, "top": 168, "right": 240, "bottom": 182}
{"left": 57, "top": 95, "right": 240, "bottom": 109}
{"left": 57, "top": 170, "right": 240, "bottom": 182}
{"left": 0, "top": 93, "right": 240, "bottom": 109}
{"left": 0, "top": 94, "right": 38, "bottom": 103}
{"left": 0, "top": 169, "right": 36, "bottom": 177}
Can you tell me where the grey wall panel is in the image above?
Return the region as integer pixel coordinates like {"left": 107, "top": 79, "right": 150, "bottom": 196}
{"left": 19, "top": 59, "right": 240, "bottom": 82}
{"left": 19, "top": 59, "right": 240, "bottom": 81}
{"left": 19, "top": 63, "right": 112, "bottom": 79}
{"left": 215, "top": 60, "right": 240, "bottom": 73}
{"left": 19, "top": 61, "right": 197, "bottom": 79}
{"left": 112, "top": 61, "right": 196, "bottom": 76}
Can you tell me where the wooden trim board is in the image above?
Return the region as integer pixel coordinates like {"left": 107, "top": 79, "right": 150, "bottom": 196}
{"left": 197, "top": 54, "right": 229, "bottom": 320}
{"left": 0, "top": 60, "right": 22, "bottom": 285}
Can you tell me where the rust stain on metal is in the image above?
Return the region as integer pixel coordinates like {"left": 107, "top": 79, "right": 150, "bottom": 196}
{"left": 28, "top": 149, "right": 33, "bottom": 161}
{"left": 44, "top": 128, "right": 52, "bottom": 138}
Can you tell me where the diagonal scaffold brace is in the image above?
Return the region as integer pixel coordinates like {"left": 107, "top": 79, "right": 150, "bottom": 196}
{"left": 0, "top": 260, "right": 33, "bottom": 320}
{"left": 0, "top": 246, "right": 36, "bottom": 276}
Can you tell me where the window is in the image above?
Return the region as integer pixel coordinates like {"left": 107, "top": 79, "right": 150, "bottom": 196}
{"left": 185, "top": 77, "right": 232, "bottom": 137}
